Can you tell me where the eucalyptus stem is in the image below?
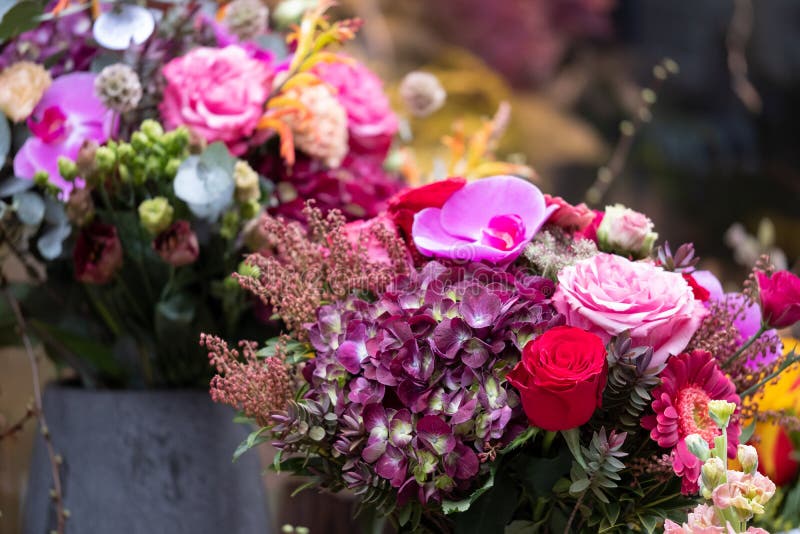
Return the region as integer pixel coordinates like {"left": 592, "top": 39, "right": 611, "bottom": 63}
{"left": 722, "top": 324, "right": 767, "bottom": 368}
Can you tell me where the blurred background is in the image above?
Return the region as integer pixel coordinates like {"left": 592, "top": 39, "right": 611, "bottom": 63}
{"left": 2, "top": 0, "right": 799, "bottom": 531}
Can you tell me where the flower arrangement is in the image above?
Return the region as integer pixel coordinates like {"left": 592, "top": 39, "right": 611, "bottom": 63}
{"left": 0, "top": 0, "right": 415, "bottom": 387}
{"left": 205, "top": 169, "right": 800, "bottom": 532}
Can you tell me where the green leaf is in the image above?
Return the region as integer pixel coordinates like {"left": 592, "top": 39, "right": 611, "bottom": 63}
{"left": 442, "top": 468, "right": 495, "bottom": 514}
{"left": 739, "top": 418, "right": 757, "bottom": 443}
{"left": 569, "top": 478, "right": 590, "bottom": 494}
{"left": 0, "top": 1, "right": 42, "bottom": 40}
{"left": 0, "top": 113, "right": 9, "bottom": 165}
{"left": 511, "top": 448, "right": 572, "bottom": 498}
{"left": 637, "top": 513, "right": 659, "bottom": 533}
{"left": 30, "top": 319, "right": 125, "bottom": 379}
{"left": 453, "top": 469, "right": 518, "bottom": 534}
{"left": 600, "top": 501, "right": 620, "bottom": 525}
{"left": 233, "top": 426, "right": 269, "bottom": 462}
{"left": 500, "top": 426, "right": 538, "bottom": 455}
{"left": 562, "top": 428, "right": 587, "bottom": 469}
{"left": 504, "top": 520, "right": 536, "bottom": 534}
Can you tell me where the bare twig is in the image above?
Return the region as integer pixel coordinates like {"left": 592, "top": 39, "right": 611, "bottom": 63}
{"left": 584, "top": 58, "right": 680, "bottom": 206}
{"left": 0, "top": 405, "right": 35, "bottom": 440}
{"left": 726, "top": 0, "right": 762, "bottom": 114}
{"left": 1, "top": 273, "right": 67, "bottom": 533}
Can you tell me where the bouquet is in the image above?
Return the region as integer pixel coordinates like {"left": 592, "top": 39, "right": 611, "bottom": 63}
{"left": 0, "top": 0, "right": 406, "bottom": 387}
{"left": 204, "top": 173, "right": 800, "bottom": 532}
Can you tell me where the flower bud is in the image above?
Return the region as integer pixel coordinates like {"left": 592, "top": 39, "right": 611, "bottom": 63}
{"left": 596, "top": 204, "right": 658, "bottom": 259}
{"left": 700, "top": 457, "right": 726, "bottom": 497}
{"left": 240, "top": 199, "right": 260, "bottom": 220}
{"left": 116, "top": 143, "right": 135, "bottom": 163}
{"left": 153, "top": 220, "right": 199, "bottom": 267}
{"left": 138, "top": 197, "right": 174, "bottom": 235}
{"left": 220, "top": 210, "right": 240, "bottom": 240}
{"left": 94, "top": 146, "right": 116, "bottom": 172}
{"left": 140, "top": 119, "right": 164, "bottom": 142}
{"left": 737, "top": 444, "right": 758, "bottom": 474}
{"left": 73, "top": 223, "right": 123, "bottom": 285}
{"left": 65, "top": 188, "right": 95, "bottom": 227}
{"left": 234, "top": 160, "right": 261, "bottom": 203}
{"left": 165, "top": 158, "right": 182, "bottom": 178}
{"left": 94, "top": 63, "right": 143, "bottom": 113}
{"left": 708, "top": 400, "right": 737, "bottom": 429}
{"left": 684, "top": 434, "right": 710, "bottom": 462}
{"left": 118, "top": 164, "right": 131, "bottom": 184}
{"left": 224, "top": 0, "right": 269, "bottom": 41}
{"left": 399, "top": 71, "right": 446, "bottom": 118}
{"left": 131, "top": 131, "right": 149, "bottom": 152}
{"left": 57, "top": 157, "right": 78, "bottom": 181}
{"left": 76, "top": 140, "right": 99, "bottom": 178}
{"left": 164, "top": 127, "right": 190, "bottom": 155}
{"left": 33, "top": 170, "right": 50, "bottom": 187}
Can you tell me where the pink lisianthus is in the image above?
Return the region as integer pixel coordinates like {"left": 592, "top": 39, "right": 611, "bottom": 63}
{"left": 153, "top": 220, "right": 199, "bottom": 267}
{"left": 313, "top": 57, "right": 398, "bottom": 159}
{"left": 711, "top": 470, "right": 776, "bottom": 518}
{"left": 543, "top": 194, "right": 594, "bottom": 232}
{"left": 159, "top": 45, "right": 273, "bottom": 156}
{"left": 14, "top": 72, "right": 113, "bottom": 194}
{"left": 596, "top": 204, "right": 658, "bottom": 258}
{"left": 552, "top": 253, "right": 707, "bottom": 369}
{"left": 664, "top": 503, "right": 769, "bottom": 533}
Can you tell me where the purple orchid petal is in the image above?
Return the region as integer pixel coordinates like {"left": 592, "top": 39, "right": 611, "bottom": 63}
{"left": 375, "top": 445, "right": 408, "bottom": 488}
{"left": 432, "top": 318, "right": 472, "bottom": 359}
{"left": 460, "top": 287, "right": 502, "bottom": 329}
{"left": 439, "top": 176, "right": 550, "bottom": 239}
{"left": 389, "top": 409, "right": 413, "bottom": 447}
{"left": 416, "top": 415, "right": 456, "bottom": 455}
{"left": 412, "top": 207, "right": 474, "bottom": 257}
{"left": 36, "top": 73, "right": 106, "bottom": 123}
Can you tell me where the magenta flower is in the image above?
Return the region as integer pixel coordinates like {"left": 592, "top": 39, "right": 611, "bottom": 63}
{"left": 14, "top": 73, "right": 112, "bottom": 194}
{"left": 411, "top": 175, "right": 554, "bottom": 263}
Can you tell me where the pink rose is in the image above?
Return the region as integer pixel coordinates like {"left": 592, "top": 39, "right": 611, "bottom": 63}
{"left": 552, "top": 253, "right": 707, "bottom": 370}
{"left": 544, "top": 194, "right": 594, "bottom": 231}
{"left": 756, "top": 270, "right": 800, "bottom": 328}
{"left": 313, "top": 57, "right": 398, "bottom": 159}
{"left": 160, "top": 45, "right": 273, "bottom": 156}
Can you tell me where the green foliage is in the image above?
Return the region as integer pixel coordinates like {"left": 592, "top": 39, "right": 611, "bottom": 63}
{"left": 568, "top": 427, "right": 627, "bottom": 504}
{"left": 601, "top": 332, "right": 665, "bottom": 432}
{"left": 453, "top": 467, "right": 519, "bottom": 534}
{"left": 0, "top": 0, "right": 42, "bottom": 41}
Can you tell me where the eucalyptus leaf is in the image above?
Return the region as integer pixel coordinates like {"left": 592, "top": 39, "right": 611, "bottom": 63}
{"left": 0, "top": 176, "right": 34, "bottom": 197}
{"left": 13, "top": 191, "right": 45, "bottom": 226}
{"left": 0, "top": 113, "right": 9, "bottom": 165}
{"left": 156, "top": 293, "right": 196, "bottom": 324}
{"left": 233, "top": 426, "right": 269, "bottom": 462}
{"left": 174, "top": 147, "right": 235, "bottom": 222}
{"left": 0, "top": 0, "right": 41, "bottom": 40}
{"left": 37, "top": 223, "right": 71, "bottom": 260}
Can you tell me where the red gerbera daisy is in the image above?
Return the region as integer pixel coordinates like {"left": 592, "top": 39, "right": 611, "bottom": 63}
{"left": 642, "top": 350, "right": 741, "bottom": 494}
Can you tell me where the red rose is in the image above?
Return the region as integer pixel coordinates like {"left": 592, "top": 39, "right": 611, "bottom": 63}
{"left": 574, "top": 209, "right": 604, "bottom": 243}
{"left": 153, "top": 221, "right": 199, "bottom": 267}
{"left": 756, "top": 270, "right": 800, "bottom": 329}
{"left": 682, "top": 273, "right": 711, "bottom": 302}
{"left": 73, "top": 222, "right": 123, "bottom": 285}
{"left": 544, "top": 194, "right": 594, "bottom": 232}
{"left": 386, "top": 177, "right": 466, "bottom": 243}
{"left": 507, "top": 326, "right": 607, "bottom": 431}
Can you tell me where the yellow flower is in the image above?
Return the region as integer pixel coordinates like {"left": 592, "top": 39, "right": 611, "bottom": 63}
{"left": 0, "top": 62, "right": 52, "bottom": 122}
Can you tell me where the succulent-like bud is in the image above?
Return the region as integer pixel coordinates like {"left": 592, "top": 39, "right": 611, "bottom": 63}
{"left": 220, "top": 210, "right": 240, "bottom": 240}
{"left": 118, "top": 164, "right": 131, "bottom": 184}
{"left": 140, "top": 119, "right": 164, "bottom": 142}
{"left": 237, "top": 261, "right": 261, "bottom": 279}
{"left": 165, "top": 158, "right": 182, "bottom": 178}
{"left": 684, "top": 433, "right": 710, "bottom": 462}
{"left": 708, "top": 400, "right": 737, "bottom": 429}
{"left": 399, "top": 71, "right": 446, "bottom": 118}
{"left": 737, "top": 444, "right": 758, "bottom": 474}
{"left": 240, "top": 199, "right": 260, "bottom": 220}
{"left": 94, "top": 146, "right": 116, "bottom": 172}
{"left": 700, "top": 456, "right": 726, "bottom": 498}
{"left": 597, "top": 204, "right": 658, "bottom": 259}
{"left": 57, "top": 157, "right": 78, "bottom": 182}
{"left": 138, "top": 197, "right": 174, "bottom": 235}
{"left": 163, "top": 126, "right": 190, "bottom": 155}
{"left": 65, "top": 188, "right": 95, "bottom": 227}
{"left": 234, "top": 160, "right": 261, "bottom": 203}
{"left": 94, "top": 63, "right": 143, "bottom": 113}
{"left": 224, "top": 0, "right": 269, "bottom": 41}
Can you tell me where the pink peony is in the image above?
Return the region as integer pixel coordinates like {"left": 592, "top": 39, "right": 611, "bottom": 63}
{"left": 159, "top": 45, "right": 273, "bottom": 156}
{"left": 544, "top": 194, "right": 594, "bottom": 231}
{"left": 314, "top": 57, "right": 398, "bottom": 159}
{"left": 552, "top": 253, "right": 707, "bottom": 369}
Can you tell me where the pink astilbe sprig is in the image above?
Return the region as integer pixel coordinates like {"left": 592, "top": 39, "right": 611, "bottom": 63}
{"left": 201, "top": 333, "right": 293, "bottom": 426}
{"left": 235, "top": 202, "right": 408, "bottom": 337}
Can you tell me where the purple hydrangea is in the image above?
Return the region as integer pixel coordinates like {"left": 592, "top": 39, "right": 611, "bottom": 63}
{"left": 299, "top": 261, "right": 563, "bottom": 504}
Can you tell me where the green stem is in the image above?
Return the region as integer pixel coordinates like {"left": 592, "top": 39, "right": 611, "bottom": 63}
{"left": 85, "top": 286, "right": 122, "bottom": 336}
{"left": 740, "top": 351, "right": 800, "bottom": 398}
{"left": 722, "top": 325, "right": 767, "bottom": 368}
{"left": 542, "top": 430, "right": 557, "bottom": 455}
